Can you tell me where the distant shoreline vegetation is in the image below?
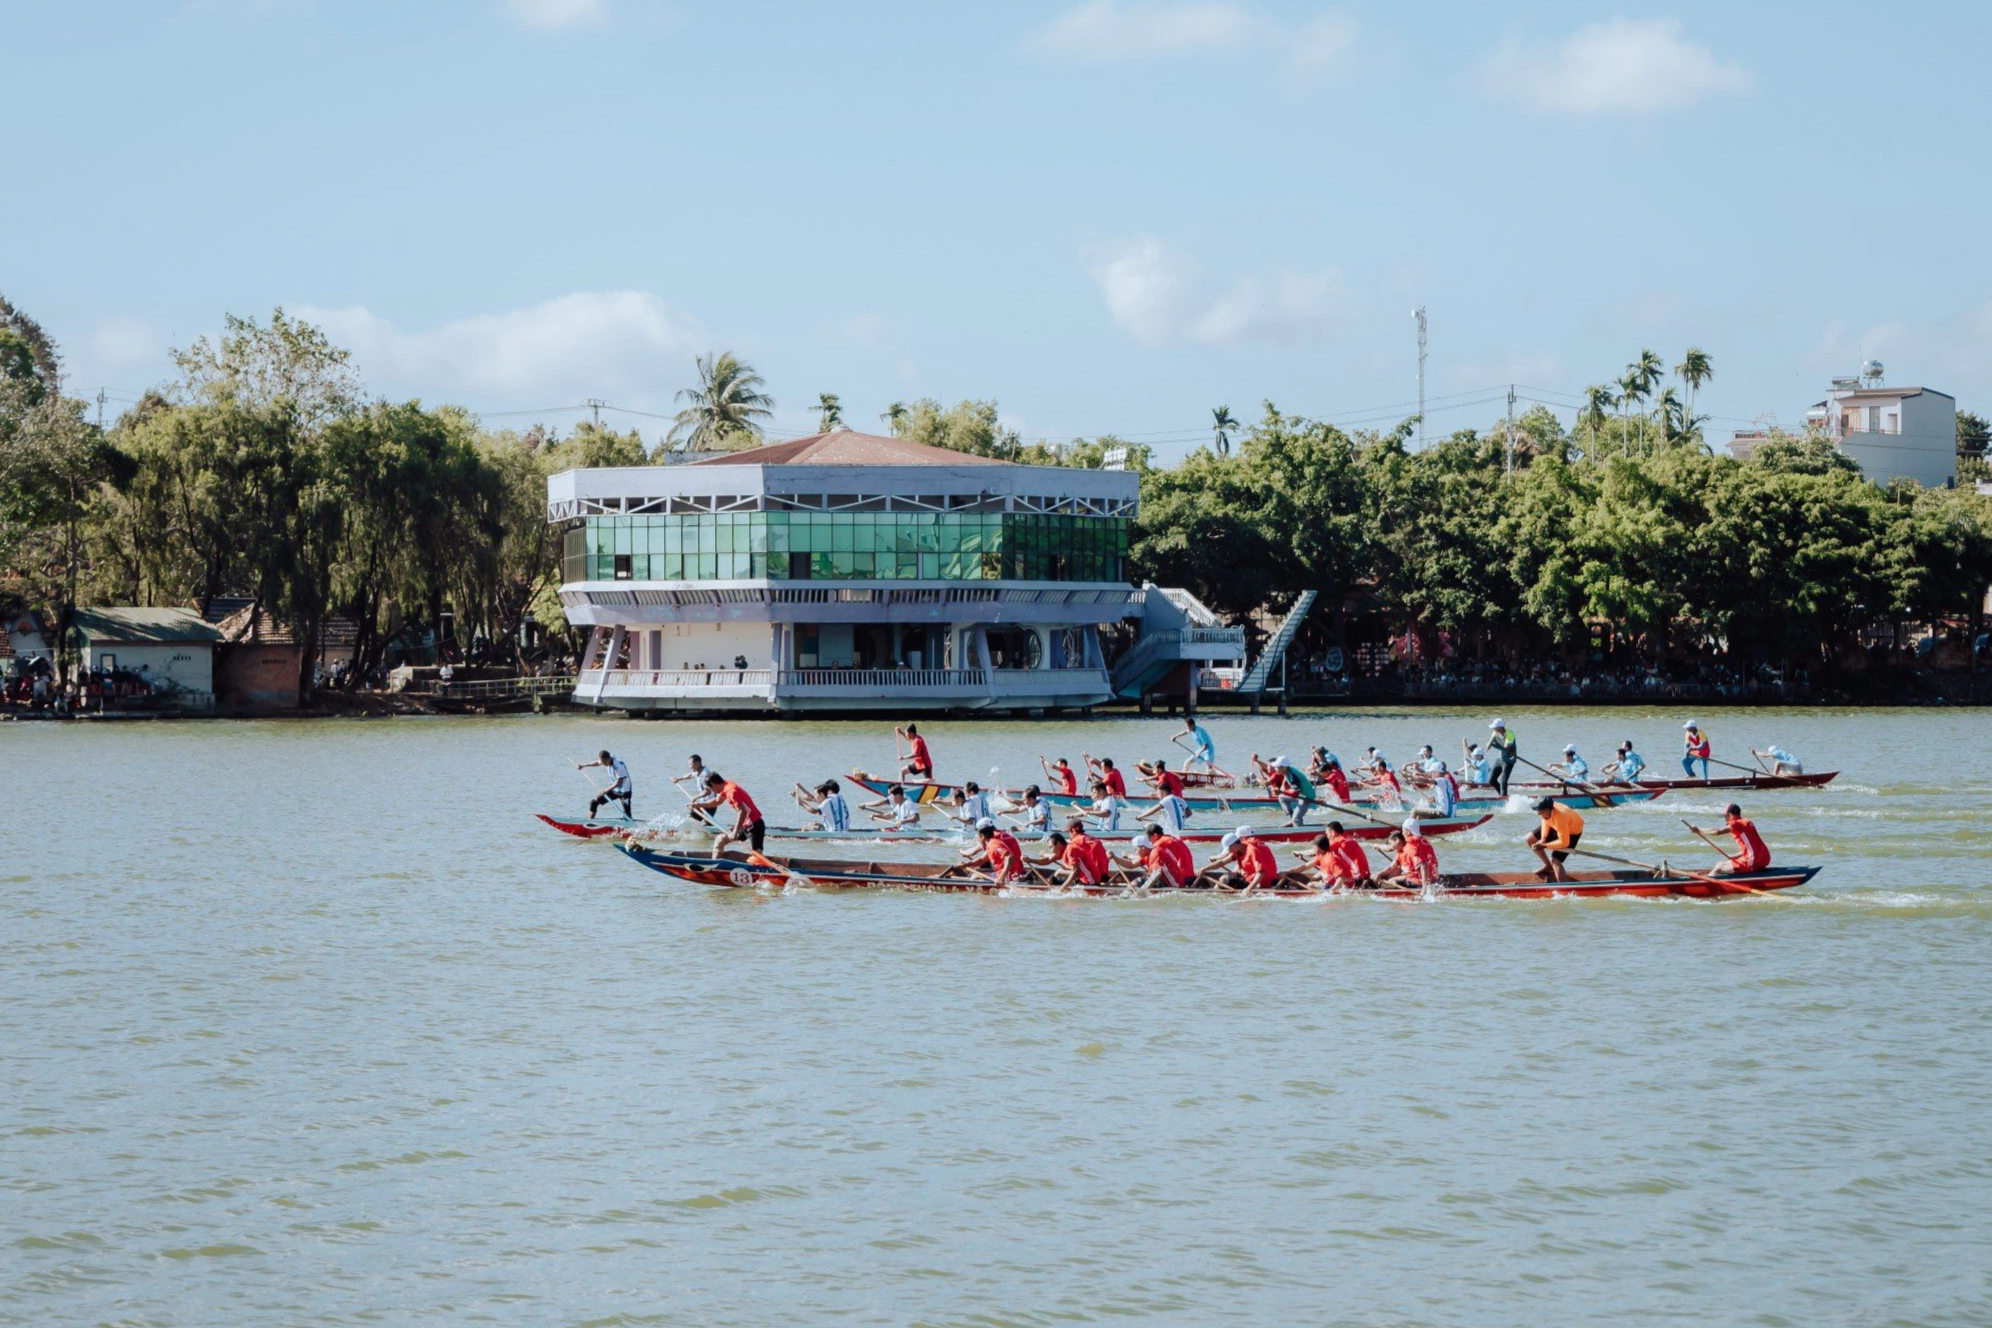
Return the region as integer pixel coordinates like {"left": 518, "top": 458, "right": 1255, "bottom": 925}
{"left": 4, "top": 299, "right": 1990, "bottom": 696}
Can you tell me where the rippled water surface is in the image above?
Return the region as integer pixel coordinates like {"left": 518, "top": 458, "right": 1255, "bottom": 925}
{"left": 6, "top": 707, "right": 1991, "bottom": 1326}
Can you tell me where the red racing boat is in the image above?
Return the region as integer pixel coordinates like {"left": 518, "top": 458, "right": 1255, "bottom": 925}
{"left": 615, "top": 845, "right": 1820, "bottom": 901}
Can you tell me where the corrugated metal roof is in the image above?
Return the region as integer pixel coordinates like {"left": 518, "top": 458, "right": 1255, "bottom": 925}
{"left": 72, "top": 607, "right": 224, "bottom": 644}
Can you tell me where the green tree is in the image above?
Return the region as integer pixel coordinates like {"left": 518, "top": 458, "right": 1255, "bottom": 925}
{"left": 1957, "top": 409, "right": 1989, "bottom": 483}
{"left": 817, "top": 393, "right": 843, "bottom": 433}
{"left": 667, "top": 352, "right": 771, "bottom": 452}
{"left": 896, "top": 399, "right": 1020, "bottom": 459}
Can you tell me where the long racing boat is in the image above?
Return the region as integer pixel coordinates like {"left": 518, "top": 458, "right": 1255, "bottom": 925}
{"left": 537, "top": 810, "right": 1493, "bottom": 844}
{"left": 846, "top": 773, "right": 1663, "bottom": 814}
{"left": 615, "top": 844, "right": 1821, "bottom": 901}
{"left": 1490, "top": 770, "right": 1839, "bottom": 796}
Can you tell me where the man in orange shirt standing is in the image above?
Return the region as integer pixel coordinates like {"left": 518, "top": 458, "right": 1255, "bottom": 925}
{"left": 1526, "top": 796, "right": 1585, "bottom": 882}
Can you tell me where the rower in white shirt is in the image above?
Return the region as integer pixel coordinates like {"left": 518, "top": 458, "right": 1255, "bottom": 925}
{"left": 792, "top": 779, "right": 852, "bottom": 832}
{"left": 1754, "top": 744, "right": 1803, "bottom": 776}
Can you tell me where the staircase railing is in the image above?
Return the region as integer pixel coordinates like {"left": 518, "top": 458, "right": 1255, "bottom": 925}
{"left": 1238, "top": 590, "right": 1318, "bottom": 693}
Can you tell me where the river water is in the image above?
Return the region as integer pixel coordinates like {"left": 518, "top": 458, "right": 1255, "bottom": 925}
{"left": 5, "top": 707, "right": 1990, "bottom": 1326}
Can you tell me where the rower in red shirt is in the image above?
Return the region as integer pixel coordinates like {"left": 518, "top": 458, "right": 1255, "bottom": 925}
{"left": 896, "top": 723, "right": 934, "bottom": 780}
{"left": 1319, "top": 758, "right": 1351, "bottom": 805}
{"left": 1115, "top": 822, "right": 1197, "bottom": 891}
{"left": 1034, "top": 830, "right": 1098, "bottom": 888}
{"left": 1210, "top": 827, "right": 1280, "bottom": 890}
{"left": 1083, "top": 755, "right": 1127, "bottom": 799}
{"left": 1040, "top": 756, "right": 1079, "bottom": 797}
{"left": 962, "top": 819, "right": 1028, "bottom": 884}
{"left": 1298, "top": 821, "right": 1373, "bottom": 889}
{"left": 700, "top": 771, "right": 766, "bottom": 855}
{"left": 1065, "top": 818, "right": 1113, "bottom": 885}
{"left": 1375, "top": 828, "right": 1439, "bottom": 887}
{"left": 1694, "top": 803, "right": 1771, "bottom": 873}
{"left": 1144, "top": 760, "right": 1186, "bottom": 799}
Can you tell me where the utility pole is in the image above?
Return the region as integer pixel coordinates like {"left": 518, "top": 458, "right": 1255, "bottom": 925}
{"left": 1413, "top": 307, "right": 1427, "bottom": 450}
{"left": 585, "top": 397, "right": 605, "bottom": 428}
{"left": 1505, "top": 385, "right": 1516, "bottom": 477}
{"left": 95, "top": 388, "right": 106, "bottom": 431}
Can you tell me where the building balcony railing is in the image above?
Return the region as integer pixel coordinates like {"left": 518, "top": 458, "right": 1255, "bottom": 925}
{"left": 575, "top": 666, "right": 1114, "bottom": 707}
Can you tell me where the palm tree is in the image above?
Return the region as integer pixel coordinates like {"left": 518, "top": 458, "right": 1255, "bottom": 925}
{"left": 1583, "top": 384, "right": 1613, "bottom": 435}
{"left": 1211, "top": 405, "right": 1237, "bottom": 456}
{"left": 880, "top": 401, "right": 908, "bottom": 435}
{"left": 1676, "top": 348, "right": 1713, "bottom": 431}
{"left": 1634, "top": 348, "right": 1665, "bottom": 399}
{"left": 668, "top": 352, "right": 772, "bottom": 451}
{"left": 1656, "top": 386, "right": 1683, "bottom": 442}
{"left": 816, "top": 393, "right": 842, "bottom": 433}
{"left": 1617, "top": 370, "right": 1644, "bottom": 453}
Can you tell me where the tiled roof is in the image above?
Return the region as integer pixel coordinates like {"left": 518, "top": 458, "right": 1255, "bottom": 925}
{"left": 215, "top": 603, "right": 299, "bottom": 646}
{"left": 198, "top": 596, "right": 257, "bottom": 624}
{"left": 688, "top": 428, "right": 1006, "bottom": 468}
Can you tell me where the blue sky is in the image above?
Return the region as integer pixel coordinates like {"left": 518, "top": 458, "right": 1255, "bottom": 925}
{"left": 7, "top": 1, "right": 1988, "bottom": 456}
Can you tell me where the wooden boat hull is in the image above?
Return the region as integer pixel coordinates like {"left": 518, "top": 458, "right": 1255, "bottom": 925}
{"left": 846, "top": 773, "right": 1659, "bottom": 814}
{"left": 539, "top": 811, "right": 1492, "bottom": 844}
{"left": 616, "top": 846, "right": 1821, "bottom": 901}
{"left": 1496, "top": 771, "right": 1838, "bottom": 795}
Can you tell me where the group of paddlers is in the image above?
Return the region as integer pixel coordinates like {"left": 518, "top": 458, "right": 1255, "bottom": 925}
{"left": 573, "top": 713, "right": 1783, "bottom": 893}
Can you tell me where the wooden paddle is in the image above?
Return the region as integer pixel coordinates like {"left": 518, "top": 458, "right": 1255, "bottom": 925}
{"left": 1565, "top": 844, "right": 1787, "bottom": 899}
{"left": 1710, "top": 755, "right": 1769, "bottom": 777}
{"left": 1515, "top": 754, "right": 1628, "bottom": 807}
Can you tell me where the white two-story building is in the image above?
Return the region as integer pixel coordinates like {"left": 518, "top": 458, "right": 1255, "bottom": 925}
{"left": 549, "top": 428, "right": 1242, "bottom": 714}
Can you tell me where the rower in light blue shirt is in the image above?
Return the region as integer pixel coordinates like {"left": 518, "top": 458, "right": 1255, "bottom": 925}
{"left": 1459, "top": 742, "right": 1492, "bottom": 785}
{"left": 1549, "top": 745, "right": 1590, "bottom": 783}
{"left": 1180, "top": 717, "right": 1216, "bottom": 772}
{"left": 1607, "top": 742, "right": 1645, "bottom": 785}
{"left": 1754, "top": 744, "right": 1803, "bottom": 775}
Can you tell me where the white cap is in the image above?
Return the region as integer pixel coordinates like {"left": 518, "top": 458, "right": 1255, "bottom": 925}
{"left": 1272, "top": 755, "right": 1288, "bottom": 767}
{"left": 975, "top": 816, "right": 996, "bottom": 830}
{"left": 1220, "top": 831, "right": 1239, "bottom": 850}
{"left": 1403, "top": 814, "right": 1423, "bottom": 836}
{"left": 1436, "top": 761, "right": 1448, "bottom": 772}
{"left": 1489, "top": 718, "right": 1505, "bottom": 729}
{"left": 1684, "top": 719, "right": 1700, "bottom": 728}
{"left": 1235, "top": 825, "right": 1255, "bottom": 839}
{"left": 1563, "top": 744, "right": 1576, "bottom": 754}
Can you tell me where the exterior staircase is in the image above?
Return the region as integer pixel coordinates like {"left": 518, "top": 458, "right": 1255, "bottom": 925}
{"left": 1237, "top": 590, "right": 1318, "bottom": 693}
{"left": 1110, "top": 584, "right": 1247, "bottom": 700}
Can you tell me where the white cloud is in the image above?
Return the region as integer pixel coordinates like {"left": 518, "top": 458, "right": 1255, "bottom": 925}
{"left": 1028, "top": 1, "right": 1354, "bottom": 89}
{"left": 1089, "top": 237, "right": 1343, "bottom": 346}
{"left": 296, "top": 291, "right": 702, "bottom": 408}
{"left": 505, "top": 0, "right": 607, "bottom": 31}
{"left": 1472, "top": 17, "right": 1753, "bottom": 116}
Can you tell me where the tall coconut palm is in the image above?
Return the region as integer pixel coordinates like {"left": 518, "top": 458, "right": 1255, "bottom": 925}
{"left": 1583, "top": 384, "right": 1613, "bottom": 435}
{"left": 816, "top": 392, "right": 842, "bottom": 433}
{"left": 1633, "top": 348, "right": 1665, "bottom": 399}
{"left": 1617, "top": 370, "right": 1645, "bottom": 453}
{"left": 1676, "top": 348, "right": 1713, "bottom": 430}
{"left": 667, "top": 352, "right": 772, "bottom": 451}
{"left": 1211, "top": 405, "right": 1237, "bottom": 456}
{"left": 1656, "top": 386, "right": 1684, "bottom": 442}
{"left": 880, "top": 401, "right": 908, "bottom": 435}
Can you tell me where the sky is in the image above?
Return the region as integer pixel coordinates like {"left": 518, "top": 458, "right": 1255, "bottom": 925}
{"left": 6, "top": 0, "right": 1989, "bottom": 458}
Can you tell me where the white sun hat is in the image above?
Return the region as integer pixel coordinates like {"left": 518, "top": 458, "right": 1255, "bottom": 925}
{"left": 1235, "top": 825, "right": 1256, "bottom": 839}
{"left": 976, "top": 817, "right": 996, "bottom": 831}
{"left": 1219, "top": 831, "right": 1240, "bottom": 851}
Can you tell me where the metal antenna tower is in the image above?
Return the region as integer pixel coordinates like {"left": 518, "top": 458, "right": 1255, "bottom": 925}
{"left": 1413, "top": 307, "right": 1427, "bottom": 449}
